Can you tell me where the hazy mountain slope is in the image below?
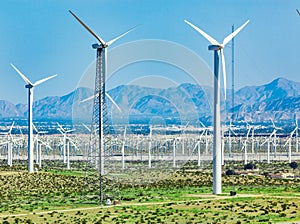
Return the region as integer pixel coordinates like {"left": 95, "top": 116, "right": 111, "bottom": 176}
{"left": 1, "top": 77, "right": 299, "bottom": 122}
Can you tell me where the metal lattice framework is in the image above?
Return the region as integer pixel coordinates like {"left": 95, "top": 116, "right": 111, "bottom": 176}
{"left": 83, "top": 47, "right": 111, "bottom": 204}
{"left": 68, "top": 10, "right": 135, "bottom": 204}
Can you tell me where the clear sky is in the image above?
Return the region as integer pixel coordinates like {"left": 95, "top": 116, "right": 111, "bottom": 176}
{"left": 0, "top": 0, "right": 299, "bottom": 104}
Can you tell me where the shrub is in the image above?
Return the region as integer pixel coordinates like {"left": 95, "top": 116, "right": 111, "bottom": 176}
{"left": 226, "top": 169, "right": 235, "bottom": 176}
{"left": 244, "top": 163, "right": 256, "bottom": 170}
{"left": 289, "top": 162, "right": 298, "bottom": 170}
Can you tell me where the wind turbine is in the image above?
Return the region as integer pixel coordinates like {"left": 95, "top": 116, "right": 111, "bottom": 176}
{"left": 57, "top": 122, "right": 75, "bottom": 164}
{"left": 241, "top": 125, "right": 251, "bottom": 165}
{"left": 1, "top": 121, "right": 15, "bottom": 166}
{"left": 270, "top": 119, "right": 283, "bottom": 158}
{"left": 284, "top": 125, "right": 298, "bottom": 163}
{"left": 148, "top": 126, "right": 152, "bottom": 169}
{"left": 121, "top": 126, "right": 127, "bottom": 170}
{"left": 228, "top": 121, "right": 238, "bottom": 158}
{"left": 0, "top": 122, "right": 15, "bottom": 166}
{"left": 69, "top": 10, "right": 135, "bottom": 178}
{"left": 184, "top": 19, "right": 249, "bottom": 195}
{"left": 11, "top": 64, "right": 57, "bottom": 173}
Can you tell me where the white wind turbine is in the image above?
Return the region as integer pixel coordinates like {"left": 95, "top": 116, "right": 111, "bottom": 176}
{"left": 261, "top": 127, "right": 277, "bottom": 164}
{"left": 0, "top": 122, "right": 15, "bottom": 166}
{"left": 184, "top": 19, "right": 249, "bottom": 194}
{"left": 121, "top": 126, "right": 127, "bottom": 170}
{"left": 33, "top": 124, "right": 48, "bottom": 166}
{"left": 284, "top": 125, "right": 298, "bottom": 163}
{"left": 241, "top": 125, "right": 252, "bottom": 165}
{"left": 228, "top": 121, "right": 238, "bottom": 158}
{"left": 57, "top": 122, "right": 75, "bottom": 164}
{"left": 148, "top": 126, "right": 152, "bottom": 169}
{"left": 11, "top": 64, "right": 57, "bottom": 173}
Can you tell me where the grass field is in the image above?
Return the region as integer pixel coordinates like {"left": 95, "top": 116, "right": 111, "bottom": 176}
{"left": 0, "top": 160, "right": 299, "bottom": 223}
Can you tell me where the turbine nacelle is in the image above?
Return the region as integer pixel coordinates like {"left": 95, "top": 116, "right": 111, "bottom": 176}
{"left": 92, "top": 43, "right": 106, "bottom": 49}
{"left": 208, "top": 45, "right": 222, "bottom": 51}
{"left": 25, "top": 84, "right": 34, "bottom": 89}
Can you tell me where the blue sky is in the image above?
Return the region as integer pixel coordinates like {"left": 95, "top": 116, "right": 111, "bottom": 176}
{"left": 0, "top": 0, "right": 299, "bottom": 103}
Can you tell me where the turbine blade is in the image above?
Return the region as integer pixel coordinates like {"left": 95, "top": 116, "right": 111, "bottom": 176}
{"left": 106, "top": 25, "right": 138, "bottom": 47}
{"left": 0, "top": 141, "right": 9, "bottom": 146}
{"left": 297, "top": 9, "right": 300, "bottom": 16}
{"left": 230, "top": 128, "right": 237, "bottom": 136}
{"left": 199, "top": 121, "right": 205, "bottom": 128}
{"left": 34, "top": 74, "right": 57, "bottom": 86}
{"left": 80, "top": 92, "right": 99, "bottom": 103}
{"left": 106, "top": 93, "right": 122, "bottom": 112}
{"left": 8, "top": 121, "right": 14, "bottom": 134}
{"left": 82, "top": 123, "right": 91, "bottom": 132}
{"left": 11, "top": 64, "right": 33, "bottom": 86}
{"left": 246, "top": 127, "right": 251, "bottom": 138}
{"left": 270, "top": 119, "right": 275, "bottom": 128}
{"left": 184, "top": 20, "right": 220, "bottom": 46}
{"left": 57, "top": 122, "right": 65, "bottom": 132}
{"left": 223, "top": 20, "right": 250, "bottom": 46}
{"left": 57, "top": 128, "right": 64, "bottom": 135}
{"left": 270, "top": 129, "right": 276, "bottom": 137}
{"left": 69, "top": 10, "right": 106, "bottom": 46}
{"left": 33, "top": 124, "right": 38, "bottom": 133}
{"left": 80, "top": 95, "right": 93, "bottom": 103}
{"left": 221, "top": 49, "right": 227, "bottom": 99}
{"left": 291, "top": 127, "right": 297, "bottom": 136}
{"left": 67, "top": 138, "right": 78, "bottom": 148}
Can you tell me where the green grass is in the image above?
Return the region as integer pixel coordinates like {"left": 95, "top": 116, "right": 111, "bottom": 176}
{"left": 0, "top": 160, "right": 299, "bottom": 223}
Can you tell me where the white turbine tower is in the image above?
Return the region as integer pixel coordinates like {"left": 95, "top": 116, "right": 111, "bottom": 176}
{"left": 284, "top": 126, "right": 298, "bottom": 163}
{"left": 184, "top": 19, "right": 249, "bottom": 194}
{"left": 11, "top": 64, "right": 57, "bottom": 173}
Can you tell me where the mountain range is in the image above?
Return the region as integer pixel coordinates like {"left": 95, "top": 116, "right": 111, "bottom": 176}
{"left": 0, "top": 77, "right": 299, "bottom": 123}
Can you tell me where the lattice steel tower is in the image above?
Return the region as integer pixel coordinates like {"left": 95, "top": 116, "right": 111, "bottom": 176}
{"left": 69, "top": 10, "right": 135, "bottom": 204}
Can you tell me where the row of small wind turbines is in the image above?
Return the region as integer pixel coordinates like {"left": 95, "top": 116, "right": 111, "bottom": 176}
{"left": 0, "top": 121, "right": 77, "bottom": 169}
{"left": 2, "top": 112, "right": 298, "bottom": 173}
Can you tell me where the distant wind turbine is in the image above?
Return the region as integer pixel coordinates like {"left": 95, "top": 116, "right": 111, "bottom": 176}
{"left": 184, "top": 19, "right": 249, "bottom": 195}
{"left": 284, "top": 125, "right": 298, "bottom": 163}
{"left": 11, "top": 64, "right": 57, "bottom": 173}
{"left": 57, "top": 122, "right": 75, "bottom": 164}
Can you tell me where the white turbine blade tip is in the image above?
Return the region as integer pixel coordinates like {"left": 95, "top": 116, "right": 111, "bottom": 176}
{"left": 106, "top": 93, "right": 122, "bottom": 112}
{"left": 80, "top": 95, "right": 94, "bottom": 103}
{"left": 11, "top": 63, "right": 33, "bottom": 86}
{"left": 69, "top": 10, "right": 106, "bottom": 46}
{"left": 184, "top": 19, "right": 220, "bottom": 46}
{"left": 106, "top": 25, "right": 138, "bottom": 47}
{"left": 223, "top": 19, "right": 250, "bottom": 46}
{"left": 34, "top": 74, "right": 57, "bottom": 86}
